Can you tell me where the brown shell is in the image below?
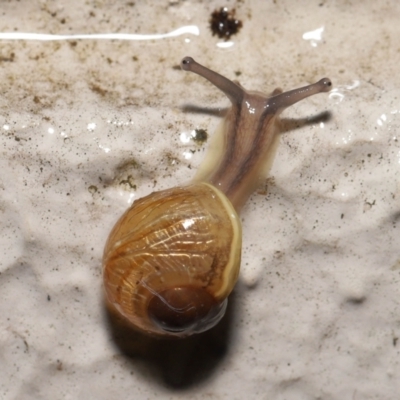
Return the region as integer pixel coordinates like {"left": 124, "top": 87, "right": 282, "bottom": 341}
{"left": 103, "top": 182, "right": 241, "bottom": 337}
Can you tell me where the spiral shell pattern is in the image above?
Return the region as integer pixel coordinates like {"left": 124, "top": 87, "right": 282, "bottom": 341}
{"left": 103, "top": 182, "right": 241, "bottom": 336}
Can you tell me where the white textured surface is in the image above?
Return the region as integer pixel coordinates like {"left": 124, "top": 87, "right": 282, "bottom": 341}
{"left": 1, "top": 1, "right": 399, "bottom": 399}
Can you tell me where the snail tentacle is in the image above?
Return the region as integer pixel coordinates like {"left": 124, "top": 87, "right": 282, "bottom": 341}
{"left": 181, "top": 56, "right": 244, "bottom": 104}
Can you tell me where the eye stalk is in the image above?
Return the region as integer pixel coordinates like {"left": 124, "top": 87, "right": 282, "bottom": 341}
{"left": 102, "top": 57, "right": 332, "bottom": 337}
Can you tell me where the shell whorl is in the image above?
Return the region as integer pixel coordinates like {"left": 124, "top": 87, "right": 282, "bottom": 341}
{"left": 103, "top": 182, "right": 241, "bottom": 336}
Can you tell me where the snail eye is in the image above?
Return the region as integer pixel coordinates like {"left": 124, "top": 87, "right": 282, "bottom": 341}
{"left": 147, "top": 286, "right": 226, "bottom": 334}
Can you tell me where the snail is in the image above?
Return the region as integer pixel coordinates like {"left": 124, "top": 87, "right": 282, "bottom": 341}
{"left": 103, "top": 56, "right": 332, "bottom": 337}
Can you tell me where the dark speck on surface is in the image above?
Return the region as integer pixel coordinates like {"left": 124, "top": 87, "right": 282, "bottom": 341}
{"left": 210, "top": 7, "right": 243, "bottom": 40}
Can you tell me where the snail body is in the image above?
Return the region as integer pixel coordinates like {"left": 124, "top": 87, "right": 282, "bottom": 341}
{"left": 103, "top": 57, "right": 332, "bottom": 337}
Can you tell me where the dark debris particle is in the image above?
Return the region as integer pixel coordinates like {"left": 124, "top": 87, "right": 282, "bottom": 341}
{"left": 0, "top": 52, "right": 15, "bottom": 62}
{"left": 192, "top": 129, "right": 208, "bottom": 144}
{"left": 210, "top": 7, "right": 243, "bottom": 40}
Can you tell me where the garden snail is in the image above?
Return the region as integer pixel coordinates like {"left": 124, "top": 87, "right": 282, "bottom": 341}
{"left": 103, "top": 57, "right": 332, "bottom": 337}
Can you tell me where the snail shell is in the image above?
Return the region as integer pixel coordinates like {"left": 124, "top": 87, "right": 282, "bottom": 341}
{"left": 103, "top": 57, "right": 331, "bottom": 337}
{"left": 103, "top": 183, "right": 241, "bottom": 336}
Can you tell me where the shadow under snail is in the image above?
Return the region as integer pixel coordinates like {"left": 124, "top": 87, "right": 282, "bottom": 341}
{"left": 103, "top": 57, "right": 332, "bottom": 338}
